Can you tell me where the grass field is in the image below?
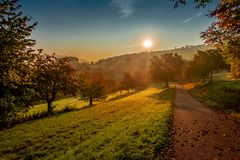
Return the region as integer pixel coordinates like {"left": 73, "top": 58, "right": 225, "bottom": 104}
{"left": 20, "top": 90, "right": 134, "bottom": 117}
{"left": 23, "top": 97, "right": 88, "bottom": 115}
{"left": 0, "top": 85, "right": 175, "bottom": 160}
{"left": 188, "top": 81, "right": 240, "bottom": 118}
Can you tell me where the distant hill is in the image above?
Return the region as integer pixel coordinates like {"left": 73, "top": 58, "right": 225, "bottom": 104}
{"left": 70, "top": 45, "right": 214, "bottom": 82}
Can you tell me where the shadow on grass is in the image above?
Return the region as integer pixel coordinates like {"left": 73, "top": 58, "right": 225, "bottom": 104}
{"left": 107, "top": 88, "right": 146, "bottom": 102}
{"left": 1, "top": 105, "right": 92, "bottom": 130}
{"left": 148, "top": 88, "right": 175, "bottom": 101}
{"left": 2, "top": 88, "right": 147, "bottom": 130}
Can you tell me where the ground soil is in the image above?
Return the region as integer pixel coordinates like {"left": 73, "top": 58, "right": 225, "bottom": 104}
{"left": 165, "top": 84, "right": 240, "bottom": 160}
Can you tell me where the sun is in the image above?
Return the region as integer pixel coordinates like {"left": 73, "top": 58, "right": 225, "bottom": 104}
{"left": 143, "top": 39, "right": 153, "bottom": 49}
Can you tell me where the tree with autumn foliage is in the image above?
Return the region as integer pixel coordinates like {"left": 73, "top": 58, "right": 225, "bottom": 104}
{"left": 201, "top": 0, "right": 240, "bottom": 79}
{"left": 171, "top": 0, "right": 240, "bottom": 79}
{"left": 33, "top": 52, "right": 77, "bottom": 114}
{"left": 78, "top": 71, "right": 106, "bottom": 106}
{"left": 0, "top": 0, "right": 37, "bottom": 127}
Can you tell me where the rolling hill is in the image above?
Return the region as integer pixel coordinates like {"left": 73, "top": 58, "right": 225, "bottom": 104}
{"left": 71, "top": 45, "right": 214, "bottom": 82}
{"left": 0, "top": 85, "right": 174, "bottom": 160}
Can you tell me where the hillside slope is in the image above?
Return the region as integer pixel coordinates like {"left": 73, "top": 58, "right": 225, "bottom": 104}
{"left": 0, "top": 86, "right": 175, "bottom": 160}
{"left": 73, "top": 45, "right": 213, "bottom": 81}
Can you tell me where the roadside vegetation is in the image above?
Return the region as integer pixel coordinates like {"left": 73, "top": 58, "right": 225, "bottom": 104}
{"left": 187, "top": 81, "right": 240, "bottom": 117}
{"left": 0, "top": 85, "right": 175, "bottom": 160}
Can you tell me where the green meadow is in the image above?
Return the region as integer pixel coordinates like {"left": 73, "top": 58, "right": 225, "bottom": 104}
{"left": 0, "top": 85, "right": 174, "bottom": 160}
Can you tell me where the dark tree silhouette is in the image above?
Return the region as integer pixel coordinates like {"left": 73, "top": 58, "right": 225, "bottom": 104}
{"left": 186, "top": 49, "right": 227, "bottom": 82}
{"left": 79, "top": 71, "right": 106, "bottom": 106}
{"left": 170, "top": 0, "right": 212, "bottom": 8}
{"left": 0, "top": 0, "right": 37, "bottom": 127}
{"left": 33, "top": 52, "right": 77, "bottom": 114}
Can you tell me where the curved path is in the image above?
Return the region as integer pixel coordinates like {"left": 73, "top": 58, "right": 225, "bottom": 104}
{"left": 166, "top": 84, "right": 240, "bottom": 160}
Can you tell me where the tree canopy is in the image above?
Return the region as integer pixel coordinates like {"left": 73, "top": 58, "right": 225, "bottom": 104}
{"left": 186, "top": 49, "right": 227, "bottom": 82}
{"left": 0, "top": 0, "right": 37, "bottom": 127}
{"left": 33, "top": 52, "right": 77, "bottom": 114}
{"left": 170, "top": 0, "right": 213, "bottom": 8}
{"left": 201, "top": 0, "right": 240, "bottom": 79}
{"left": 171, "top": 0, "right": 240, "bottom": 79}
{"left": 79, "top": 71, "right": 106, "bottom": 106}
{"left": 149, "top": 53, "right": 184, "bottom": 87}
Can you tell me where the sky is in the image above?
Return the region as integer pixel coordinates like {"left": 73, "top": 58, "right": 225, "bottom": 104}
{"left": 20, "top": 0, "right": 218, "bottom": 61}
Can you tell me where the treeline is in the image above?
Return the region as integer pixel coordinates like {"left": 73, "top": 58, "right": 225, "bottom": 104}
{"left": 149, "top": 50, "right": 228, "bottom": 87}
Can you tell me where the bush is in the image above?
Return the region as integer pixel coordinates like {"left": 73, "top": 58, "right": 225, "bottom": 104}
{"left": 60, "top": 105, "right": 76, "bottom": 113}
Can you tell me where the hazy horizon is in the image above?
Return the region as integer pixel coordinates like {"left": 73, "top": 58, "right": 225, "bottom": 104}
{"left": 21, "top": 0, "right": 218, "bottom": 61}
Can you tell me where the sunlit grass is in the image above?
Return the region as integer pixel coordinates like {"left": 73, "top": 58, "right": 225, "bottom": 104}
{"left": 0, "top": 85, "right": 175, "bottom": 160}
{"left": 21, "top": 90, "right": 134, "bottom": 118}
{"left": 25, "top": 97, "right": 87, "bottom": 115}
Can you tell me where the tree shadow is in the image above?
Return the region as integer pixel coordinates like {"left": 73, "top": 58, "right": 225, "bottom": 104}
{"left": 2, "top": 105, "right": 91, "bottom": 130}
{"left": 148, "top": 88, "right": 175, "bottom": 101}
{"left": 107, "top": 88, "right": 146, "bottom": 102}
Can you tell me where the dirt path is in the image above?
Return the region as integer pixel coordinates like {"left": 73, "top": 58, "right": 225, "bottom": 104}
{"left": 166, "top": 84, "right": 240, "bottom": 160}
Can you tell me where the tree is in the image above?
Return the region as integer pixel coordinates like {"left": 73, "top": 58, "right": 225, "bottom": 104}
{"left": 79, "top": 71, "right": 106, "bottom": 106}
{"left": 149, "top": 53, "right": 184, "bottom": 87}
{"left": 186, "top": 49, "right": 227, "bottom": 82}
{"left": 170, "top": 0, "right": 213, "bottom": 8}
{"left": 171, "top": 0, "right": 240, "bottom": 79}
{"left": 207, "top": 50, "right": 228, "bottom": 82}
{"left": 33, "top": 52, "right": 77, "bottom": 114}
{"left": 201, "top": 0, "right": 240, "bottom": 79}
{"left": 121, "top": 73, "right": 135, "bottom": 93}
{"left": 0, "top": 0, "right": 37, "bottom": 127}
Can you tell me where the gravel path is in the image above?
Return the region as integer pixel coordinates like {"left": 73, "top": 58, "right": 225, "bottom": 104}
{"left": 166, "top": 84, "right": 240, "bottom": 160}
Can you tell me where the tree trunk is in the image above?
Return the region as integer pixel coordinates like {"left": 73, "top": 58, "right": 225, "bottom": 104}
{"left": 89, "top": 97, "right": 93, "bottom": 106}
{"left": 165, "top": 81, "right": 169, "bottom": 88}
{"left": 47, "top": 101, "right": 53, "bottom": 114}
{"left": 210, "top": 70, "right": 213, "bottom": 83}
{"left": 46, "top": 85, "right": 56, "bottom": 114}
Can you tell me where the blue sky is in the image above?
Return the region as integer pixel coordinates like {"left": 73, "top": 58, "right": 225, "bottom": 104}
{"left": 20, "top": 0, "right": 217, "bottom": 61}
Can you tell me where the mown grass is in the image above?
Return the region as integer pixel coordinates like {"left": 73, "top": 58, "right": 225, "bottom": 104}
{"left": 189, "top": 81, "right": 240, "bottom": 118}
{"left": 23, "top": 97, "right": 88, "bottom": 115}
{"left": 0, "top": 85, "right": 175, "bottom": 160}
{"left": 20, "top": 90, "right": 134, "bottom": 118}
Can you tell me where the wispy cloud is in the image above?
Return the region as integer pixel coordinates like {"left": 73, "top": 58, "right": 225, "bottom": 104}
{"left": 182, "top": 17, "right": 193, "bottom": 23}
{"left": 181, "top": 12, "right": 202, "bottom": 24}
{"left": 111, "top": 0, "right": 138, "bottom": 18}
